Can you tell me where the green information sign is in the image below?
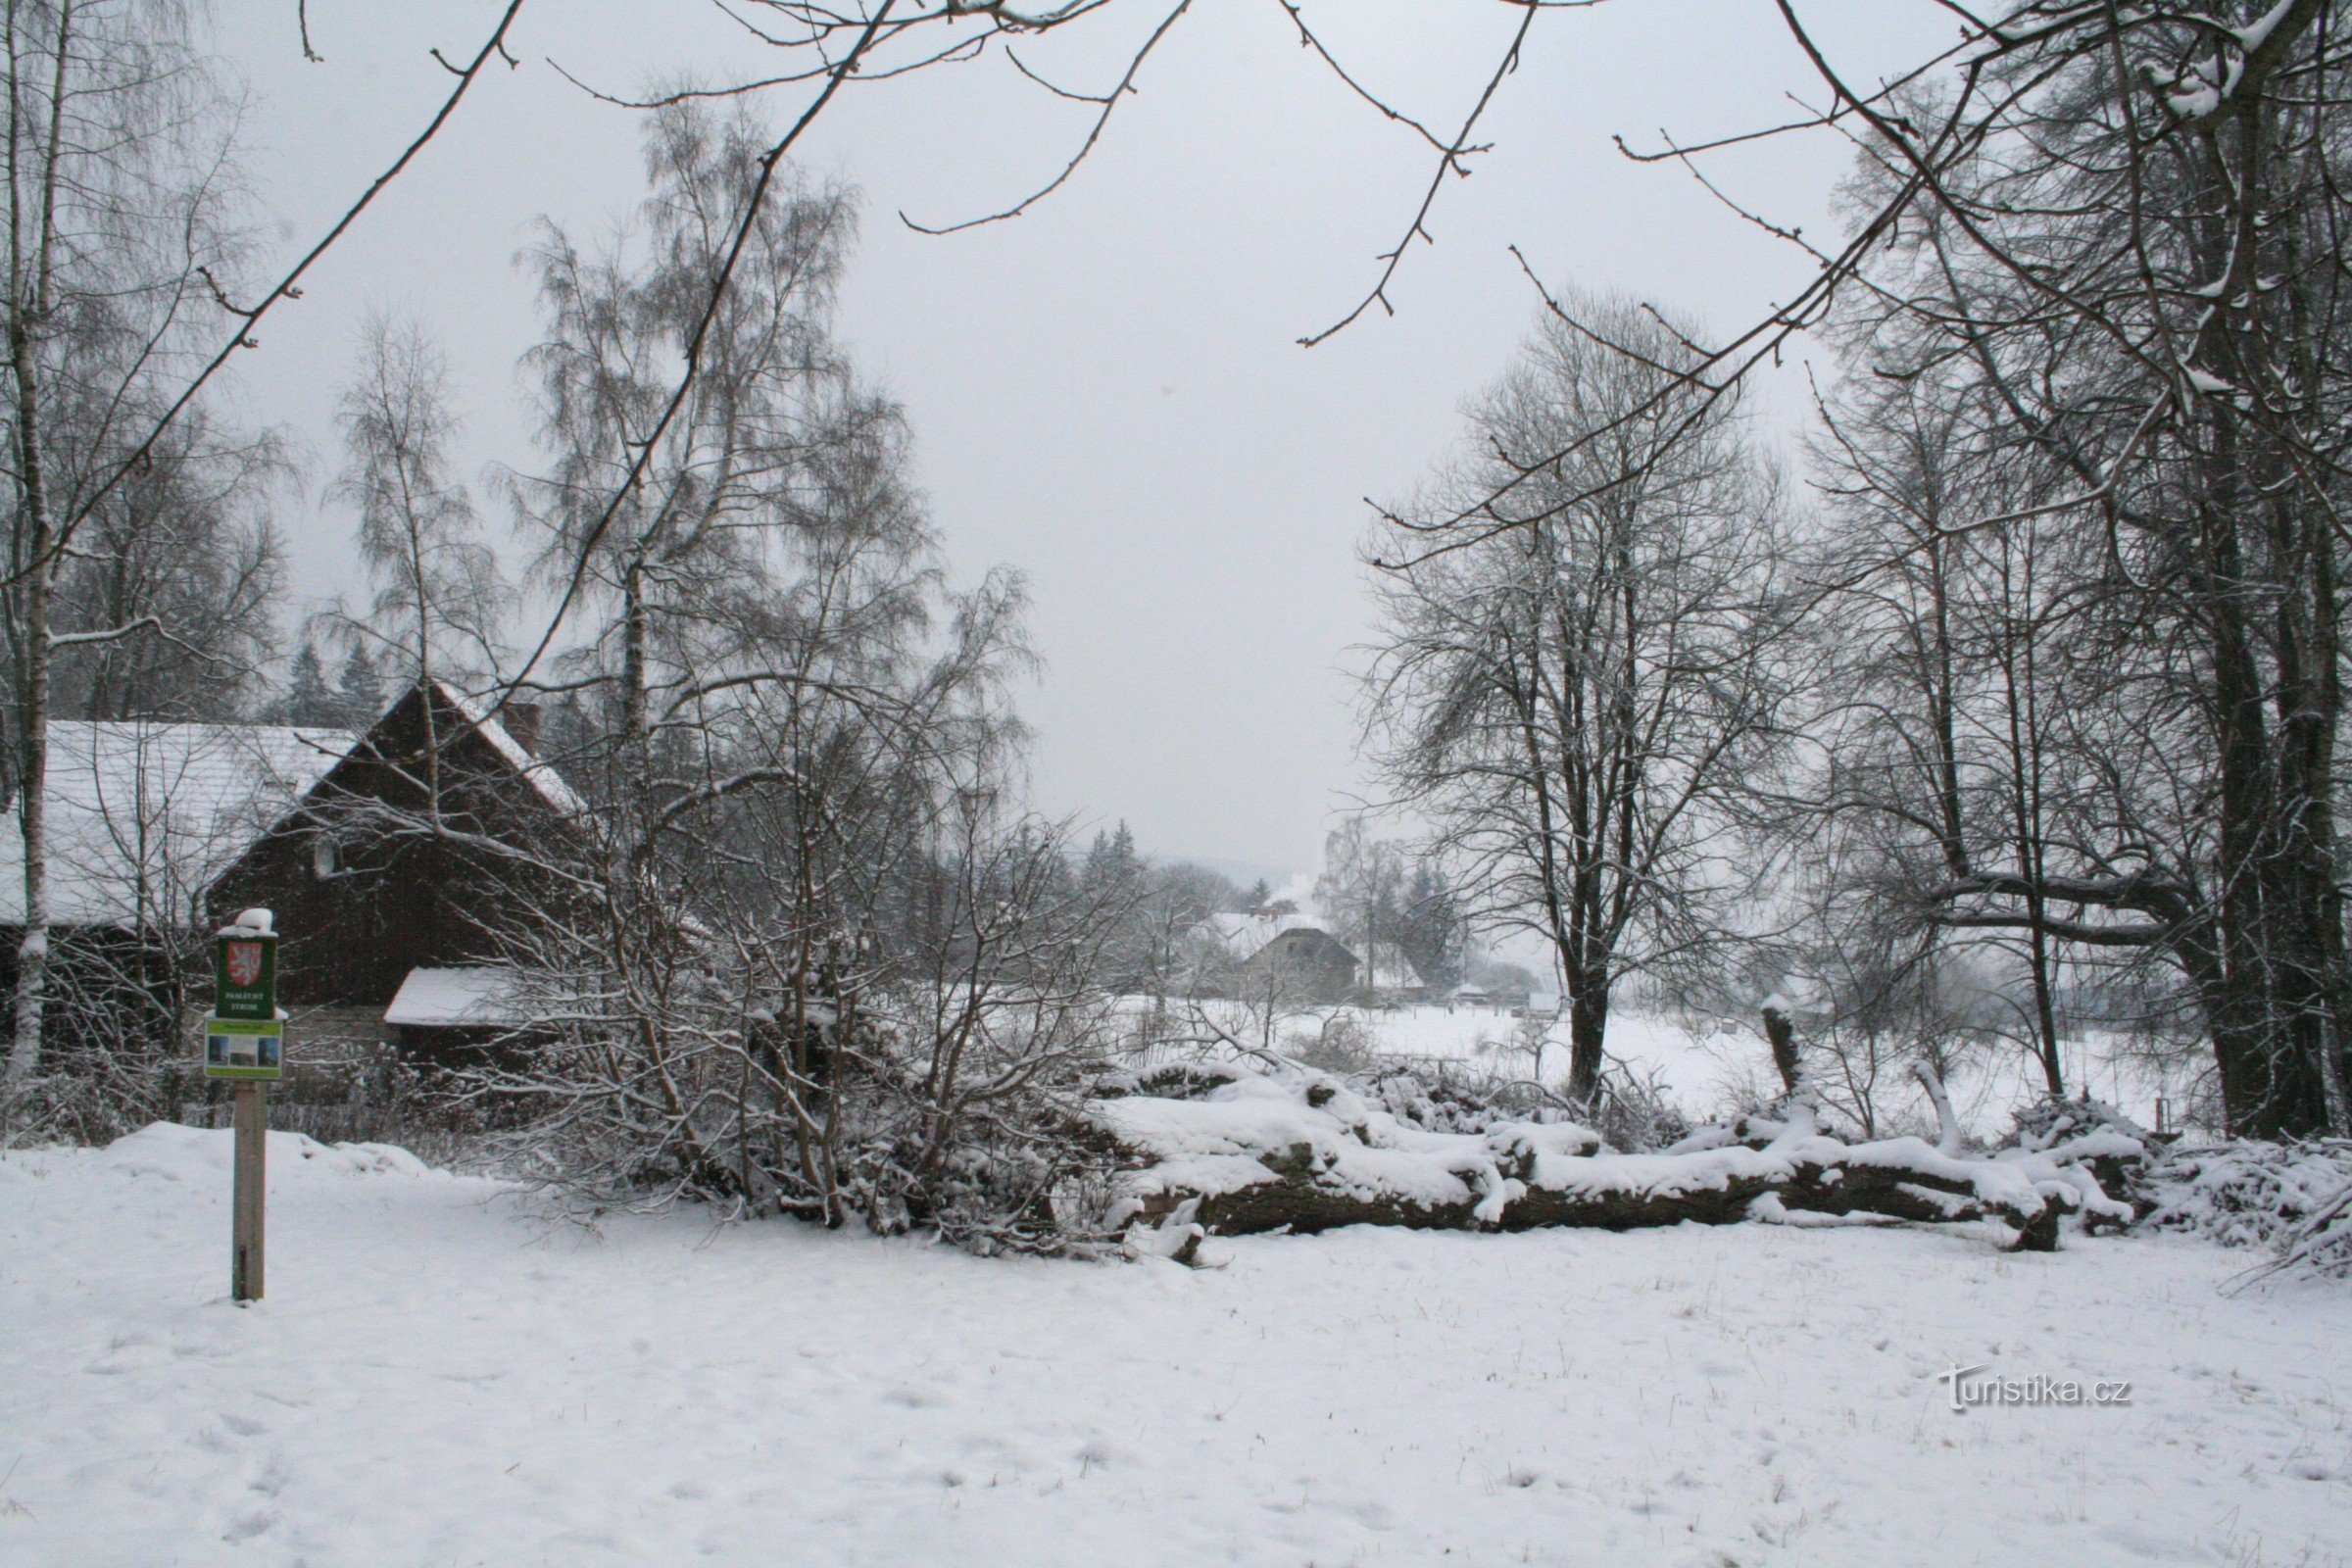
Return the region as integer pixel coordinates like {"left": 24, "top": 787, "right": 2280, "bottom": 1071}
{"left": 204, "top": 1017, "right": 284, "bottom": 1081}
{"left": 214, "top": 929, "right": 277, "bottom": 1021}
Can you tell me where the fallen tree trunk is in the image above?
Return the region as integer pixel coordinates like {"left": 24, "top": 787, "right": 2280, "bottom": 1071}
{"left": 1098, "top": 1069, "right": 2130, "bottom": 1254}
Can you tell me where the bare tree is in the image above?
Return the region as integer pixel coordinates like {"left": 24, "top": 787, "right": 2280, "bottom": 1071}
{"left": 1750, "top": 3, "right": 2352, "bottom": 1136}
{"left": 3, "top": 0, "right": 268, "bottom": 1097}
{"left": 439, "top": 98, "right": 1138, "bottom": 1250}
{"left": 332, "top": 313, "right": 506, "bottom": 692}
{"left": 1314, "top": 816, "right": 1402, "bottom": 963}
{"left": 49, "top": 402, "right": 283, "bottom": 722}
{"left": 514, "top": 95, "right": 866, "bottom": 810}
{"left": 1366, "top": 292, "right": 1796, "bottom": 1103}
{"left": 1805, "top": 351, "right": 2100, "bottom": 1102}
{"left": 325, "top": 311, "right": 507, "bottom": 816}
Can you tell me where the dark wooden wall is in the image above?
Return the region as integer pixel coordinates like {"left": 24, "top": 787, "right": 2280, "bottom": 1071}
{"left": 209, "top": 685, "right": 579, "bottom": 1008}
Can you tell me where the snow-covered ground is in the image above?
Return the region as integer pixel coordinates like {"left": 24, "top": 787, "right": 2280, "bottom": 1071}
{"left": 7, "top": 1125, "right": 2349, "bottom": 1567}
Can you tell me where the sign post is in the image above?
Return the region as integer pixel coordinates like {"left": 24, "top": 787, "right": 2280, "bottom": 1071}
{"left": 204, "top": 909, "right": 280, "bottom": 1303}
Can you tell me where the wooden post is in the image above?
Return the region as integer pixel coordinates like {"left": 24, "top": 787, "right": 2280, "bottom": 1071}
{"left": 231, "top": 1080, "right": 267, "bottom": 1301}
{"left": 208, "top": 907, "right": 280, "bottom": 1303}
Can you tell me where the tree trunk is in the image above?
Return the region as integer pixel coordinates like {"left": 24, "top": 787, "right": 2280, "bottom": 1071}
{"left": 1565, "top": 980, "right": 1606, "bottom": 1104}
{"left": 5, "top": 304, "right": 54, "bottom": 1095}
{"left": 2, "top": 0, "right": 70, "bottom": 1101}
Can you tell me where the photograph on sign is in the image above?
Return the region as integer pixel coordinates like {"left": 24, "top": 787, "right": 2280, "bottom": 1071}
{"left": 204, "top": 1018, "right": 284, "bottom": 1081}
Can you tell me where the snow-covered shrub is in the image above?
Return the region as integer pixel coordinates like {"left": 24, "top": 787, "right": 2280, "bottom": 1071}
{"left": 1361, "top": 1060, "right": 1569, "bottom": 1136}
{"left": 2008, "top": 1094, "right": 2153, "bottom": 1153}
{"left": 2139, "top": 1139, "right": 2352, "bottom": 1279}
{"left": 1290, "top": 1010, "right": 1380, "bottom": 1076}
{"left": 466, "top": 946, "right": 1142, "bottom": 1257}
{"left": 1253, "top": 1054, "right": 1690, "bottom": 1151}
{"left": 1997, "top": 1094, "right": 2156, "bottom": 1217}
{"left": 1104, "top": 1060, "right": 1246, "bottom": 1102}
{"left": 1584, "top": 1059, "right": 1692, "bottom": 1152}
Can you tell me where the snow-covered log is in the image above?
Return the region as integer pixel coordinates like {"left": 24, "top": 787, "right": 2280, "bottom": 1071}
{"left": 1095, "top": 1068, "right": 2133, "bottom": 1253}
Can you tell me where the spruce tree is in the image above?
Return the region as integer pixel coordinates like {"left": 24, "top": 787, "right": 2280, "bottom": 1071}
{"left": 335, "top": 644, "right": 385, "bottom": 727}
{"left": 281, "top": 641, "right": 335, "bottom": 726}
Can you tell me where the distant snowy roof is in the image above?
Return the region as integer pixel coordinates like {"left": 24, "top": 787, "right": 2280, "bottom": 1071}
{"left": 0, "top": 722, "right": 356, "bottom": 928}
{"left": 1360, "top": 943, "right": 1426, "bottom": 992}
{"left": 383, "top": 966, "right": 534, "bottom": 1029}
{"left": 430, "top": 680, "right": 586, "bottom": 816}
{"left": 1194, "top": 911, "right": 1359, "bottom": 965}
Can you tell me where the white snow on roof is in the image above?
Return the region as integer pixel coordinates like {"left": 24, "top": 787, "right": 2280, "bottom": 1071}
{"left": 431, "top": 680, "right": 586, "bottom": 816}
{"left": 0, "top": 722, "right": 355, "bottom": 929}
{"left": 1360, "top": 942, "right": 1426, "bottom": 992}
{"left": 383, "top": 966, "right": 534, "bottom": 1029}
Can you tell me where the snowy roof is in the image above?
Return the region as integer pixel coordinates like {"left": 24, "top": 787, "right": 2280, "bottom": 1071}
{"left": 1361, "top": 943, "right": 1427, "bottom": 992}
{"left": 429, "top": 680, "right": 586, "bottom": 816}
{"left": 1194, "top": 910, "right": 1356, "bottom": 965}
{"left": 383, "top": 966, "right": 535, "bottom": 1029}
{"left": 0, "top": 722, "right": 356, "bottom": 929}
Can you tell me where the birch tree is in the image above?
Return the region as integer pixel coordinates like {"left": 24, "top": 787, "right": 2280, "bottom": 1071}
{"left": 328, "top": 312, "right": 506, "bottom": 814}
{"left": 467, "top": 98, "right": 1131, "bottom": 1248}
{"left": 333, "top": 313, "right": 505, "bottom": 694}
{"left": 3, "top": 0, "right": 258, "bottom": 1096}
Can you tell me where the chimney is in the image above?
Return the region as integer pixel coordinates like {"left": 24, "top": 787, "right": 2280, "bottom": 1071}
{"left": 498, "top": 701, "right": 541, "bottom": 757}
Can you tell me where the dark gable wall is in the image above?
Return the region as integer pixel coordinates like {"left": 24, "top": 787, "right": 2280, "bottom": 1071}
{"left": 209, "top": 685, "right": 578, "bottom": 1008}
{"left": 1274, "top": 929, "right": 1357, "bottom": 983}
{"left": 1247, "top": 928, "right": 1359, "bottom": 1001}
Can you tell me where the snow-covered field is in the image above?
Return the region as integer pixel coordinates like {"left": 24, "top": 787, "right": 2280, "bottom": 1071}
{"left": 1278, "top": 1003, "right": 2197, "bottom": 1138}
{"left": 1358, "top": 1004, "right": 1756, "bottom": 1109}
{"left": 7, "top": 1126, "right": 2348, "bottom": 1567}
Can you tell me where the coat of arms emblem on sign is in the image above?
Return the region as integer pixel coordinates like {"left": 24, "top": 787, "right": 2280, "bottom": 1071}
{"left": 225, "top": 940, "right": 264, "bottom": 988}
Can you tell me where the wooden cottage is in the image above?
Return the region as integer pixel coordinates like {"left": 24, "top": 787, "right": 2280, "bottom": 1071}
{"left": 207, "top": 679, "right": 585, "bottom": 1057}
{"left": 0, "top": 720, "right": 355, "bottom": 1056}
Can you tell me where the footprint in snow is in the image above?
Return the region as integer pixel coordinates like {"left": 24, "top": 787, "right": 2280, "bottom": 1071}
{"left": 220, "top": 1509, "right": 273, "bottom": 1543}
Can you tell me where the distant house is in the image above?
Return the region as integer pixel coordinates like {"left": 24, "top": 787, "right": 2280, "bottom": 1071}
{"left": 1358, "top": 943, "right": 1428, "bottom": 1004}
{"left": 208, "top": 679, "right": 585, "bottom": 1057}
{"left": 1191, "top": 911, "right": 1360, "bottom": 1003}
{"left": 0, "top": 720, "right": 356, "bottom": 1050}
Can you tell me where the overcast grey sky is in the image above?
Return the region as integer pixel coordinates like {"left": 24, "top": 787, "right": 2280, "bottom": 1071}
{"left": 211, "top": 0, "right": 1954, "bottom": 881}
